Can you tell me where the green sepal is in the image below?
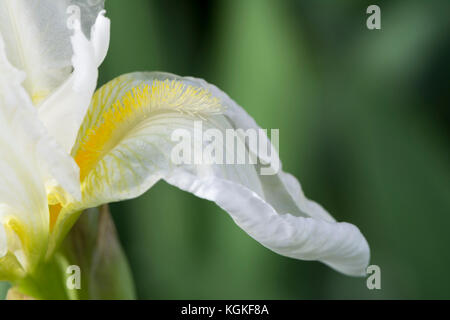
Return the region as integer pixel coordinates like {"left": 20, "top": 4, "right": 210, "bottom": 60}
{"left": 7, "top": 205, "right": 136, "bottom": 300}
{"left": 59, "top": 204, "right": 136, "bottom": 299}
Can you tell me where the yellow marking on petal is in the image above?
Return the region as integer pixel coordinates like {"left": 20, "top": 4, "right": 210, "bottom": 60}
{"left": 31, "top": 90, "right": 50, "bottom": 105}
{"left": 6, "top": 219, "right": 27, "bottom": 249}
{"left": 4, "top": 218, "right": 29, "bottom": 270}
{"left": 75, "top": 79, "right": 224, "bottom": 181}
{"left": 49, "top": 204, "right": 62, "bottom": 232}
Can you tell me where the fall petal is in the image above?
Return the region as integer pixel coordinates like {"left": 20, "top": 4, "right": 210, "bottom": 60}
{"left": 55, "top": 72, "right": 369, "bottom": 276}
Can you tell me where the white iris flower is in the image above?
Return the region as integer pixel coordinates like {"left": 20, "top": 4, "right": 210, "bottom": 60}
{"left": 0, "top": 0, "right": 369, "bottom": 286}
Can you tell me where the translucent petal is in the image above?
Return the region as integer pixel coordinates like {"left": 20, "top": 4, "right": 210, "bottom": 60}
{"left": 0, "top": 0, "right": 104, "bottom": 104}
{"left": 38, "top": 11, "right": 110, "bottom": 153}
{"left": 54, "top": 72, "right": 369, "bottom": 276}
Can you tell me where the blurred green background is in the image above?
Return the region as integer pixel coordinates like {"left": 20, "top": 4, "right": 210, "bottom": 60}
{"left": 2, "top": 0, "right": 449, "bottom": 299}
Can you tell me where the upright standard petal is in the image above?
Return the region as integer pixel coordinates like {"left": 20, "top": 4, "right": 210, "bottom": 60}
{"left": 0, "top": 0, "right": 104, "bottom": 104}
{"left": 38, "top": 10, "right": 110, "bottom": 153}
{"left": 53, "top": 72, "right": 369, "bottom": 276}
{"left": 0, "top": 33, "right": 80, "bottom": 279}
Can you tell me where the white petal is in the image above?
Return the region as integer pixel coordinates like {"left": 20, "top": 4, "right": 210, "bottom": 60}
{"left": 166, "top": 169, "right": 369, "bottom": 276}
{"left": 62, "top": 72, "right": 369, "bottom": 276}
{"left": 0, "top": 33, "right": 81, "bottom": 274}
{"left": 0, "top": 33, "right": 81, "bottom": 203}
{"left": 91, "top": 11, "right": 110, "bottom": 66}
{"left": 38, "top": 11, "right": 110, "bottom": 153}
{"left": 0, "top": 0, "right": 104, "bottom": 104}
